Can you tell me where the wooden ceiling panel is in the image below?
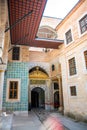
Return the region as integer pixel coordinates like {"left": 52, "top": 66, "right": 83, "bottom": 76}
{"left": 7, "top": 0, "right": 64, "bottom": 49}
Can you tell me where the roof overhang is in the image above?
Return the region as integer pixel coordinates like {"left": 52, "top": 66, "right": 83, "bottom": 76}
{"left": 30, "top": 38, "right": 64, "bottom": 49}
{"left": 7, "top": 0, "right": 64, "bottom": 49}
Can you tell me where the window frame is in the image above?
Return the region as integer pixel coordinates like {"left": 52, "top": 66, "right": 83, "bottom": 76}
{"left": 6, "top": 79, "right": 21, "bottom": 102}
{"left": 79, "top": 14, "right": 87, "bottom": 34}
{"left": 81, "top": 47, "right": 87, "bottom": 74}
{"left": 70, "top": 86, "right": 77, "bottom": 96}
{"left": 64, "top": 27, "right": 74, "bottom": 47}
{"left": 65, "top": 29, "right": 73, "bottom": 44}
{"left": 54, "top": 82, "right": 59, "bottom": 90}
{"left": 84, "top": 50, "right": 87, "bottom": 69}
{"left": 12, "top": 46, "right": 20, "bottom": 61}
{"left": 77, "top": 12, "right": 87, "bottom": 37}
{"left": 9, "top": 81, "right": 18, "bottom": 99}
{"left": 52, "top": 64, "right": 55, "bottom": 71}
{"left": 68, "top": 57, "right": 77, "bottom": 76}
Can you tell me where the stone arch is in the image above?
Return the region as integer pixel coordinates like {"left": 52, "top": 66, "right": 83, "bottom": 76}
{"left": 29, "top": 63, "right": 50, "bottom": 76}
{"left": 37, "top": 25, "right": 57, "bottom": 39}
{"left": 29, "top": 66, "right": 49, "bottom": 76}
{"left": 30, "top": 85, "right": 46, "bottom": 91}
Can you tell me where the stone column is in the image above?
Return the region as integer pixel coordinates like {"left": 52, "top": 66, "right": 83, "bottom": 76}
{"left": 45, "top": 80, "right": 50, "bottom": 110}
{"left": 58, "top": 76, "right": 63, "bottom": 113}
{"left": 50, "top": 80, "right": 54, "bottom": 110}
{"left": 0, "top": 71, "right": 4, "bottom": 112}
{"left": 0, "top": 27, "right": 5, "bottom": 61}
{"left": 45, "top": 79, "right": 52, "bottom": 110}
{"left": 0, "top": 27, "right": 5, "bottom": 113}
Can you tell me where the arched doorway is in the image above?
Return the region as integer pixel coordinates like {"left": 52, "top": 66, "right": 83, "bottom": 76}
{"left": 31, "top": 87, "right": 45, "bottom": 108}
{"left": 29, "top": 66, "right": 49, "bottom": 110}
{"left": 54, "top": 91, "right": 60, "bottom": 109}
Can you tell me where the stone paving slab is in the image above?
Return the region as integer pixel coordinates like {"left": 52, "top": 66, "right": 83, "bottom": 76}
{"left": 12, "top": 111, "right": 46, "bottom": 130}
{"left": 1, "top": 110, "right": 87, "bottom": 130}
{"left": 0, "top": 114, "right": 13, "bottom": 130}
{"left": 50, "top": 112, "right": 87, "bottom": 130}
{"left": 33, "top": 109, "right": 66, "bottom": 130}
{"left": 33, "top": 109, "right": 87, "bottom": 130}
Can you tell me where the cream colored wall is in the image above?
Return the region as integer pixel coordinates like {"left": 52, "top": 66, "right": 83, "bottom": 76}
{"left": 29, "top": 51, "right": 51, "bottom": 62}
{"left": 55, "top": 0, "right": 87, "bottom": 117}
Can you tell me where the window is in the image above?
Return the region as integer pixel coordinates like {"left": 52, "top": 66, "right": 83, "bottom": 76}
{"left": 84, "top": 50, "right": 87, "bottom": 69}
{"left": 12, "top": 47, "right": 20, "bottom": 60}
{"left": 9, "top": 81, "right": 18, "bottom": 99}
{"left": 52, "top": 64, "right": 55, "bottom": 71}
{"left": 54, "top": 83, "right": 59, "bottom": 90}
{"left": 79, "top": 14, "right": 87, "bottom": 34}
{"left": 68, "top": 57, "right": 77, "bottom": 76}
{"left": 65, "top": 29, "right": 72, "bottom": 44}
{"left": 70, "top": 86, "right": 77, "bottom": 96}
{"left": 6, "top": 79, "right": 20, "bottom": 102}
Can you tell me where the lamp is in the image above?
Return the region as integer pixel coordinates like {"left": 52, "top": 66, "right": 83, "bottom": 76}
{"left": 43, "top": 48, "right": 50, "bottom": 53}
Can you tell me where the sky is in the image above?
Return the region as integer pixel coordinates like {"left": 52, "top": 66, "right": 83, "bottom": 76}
{"left": 43, "top": 0, "right": 79, "bottom": 19}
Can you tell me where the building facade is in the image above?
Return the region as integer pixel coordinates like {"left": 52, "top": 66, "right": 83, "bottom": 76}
{"left": 0, "top": 0, "right": 87, "bottom": 121}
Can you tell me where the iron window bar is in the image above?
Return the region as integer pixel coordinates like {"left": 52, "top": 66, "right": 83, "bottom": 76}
{"left": 8, "top": 33, "right": 29, "bottom": 52}
{"left": 5, "top": 10, "right": 33, "bottom": 32}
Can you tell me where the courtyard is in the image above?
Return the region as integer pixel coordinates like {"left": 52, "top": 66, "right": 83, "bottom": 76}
{"left": 0, "top": 0, "right": 87, "bottom": 129}
{"left": 1, "top": 109, "right": 87, "bottom": 130}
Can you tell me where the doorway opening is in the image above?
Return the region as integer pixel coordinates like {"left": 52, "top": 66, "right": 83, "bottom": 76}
{"left": 54, "top": 91, "right": 60, "bottom": 109}
{"left": 31, "top": 87, "right": 45, "bottom": 108}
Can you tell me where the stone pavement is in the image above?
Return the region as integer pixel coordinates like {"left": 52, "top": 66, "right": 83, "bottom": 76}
{"left": 0, "top": 113, "right": 13, "bottom": 130}
{"left": 12, "top": 111, "right": 46, "bottom": 130}
{"left": 50, "top": 112, "right": 87, "bottom": 130}
{"left": 33, "top": 109, "right": 87, "bottom": 130}
{"left": 0, "top": 110, "right": 87, "bottom": 130}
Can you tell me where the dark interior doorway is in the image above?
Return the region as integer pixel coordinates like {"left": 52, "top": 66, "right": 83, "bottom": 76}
{"left": 31, "top": 91, "right": 39, "bottom": 108}
{"left": 31, "top": 87, "right": 45, "bottom": 108}
{"left": 54, "top": 91, "right": 60, "bottom": 109}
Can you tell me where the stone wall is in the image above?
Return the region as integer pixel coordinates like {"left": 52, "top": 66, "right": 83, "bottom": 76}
{"left": 40, "top": 16, "right": 62, "bottom": 29}
{"left": 55, "top": 0, "right": 87, "bottom": 117}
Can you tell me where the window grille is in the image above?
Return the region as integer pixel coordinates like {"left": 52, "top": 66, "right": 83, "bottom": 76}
{"left": 69, "top": 57, "right": 77, "bottom": 76}
{"left": 79, "top": 15, "right": 87, "bottom": 34}
{"left": 12, "top": 47, "right": 20, "bottom": 60}
{"left": 65, "top": 29, "right": 72, "bottom": 44}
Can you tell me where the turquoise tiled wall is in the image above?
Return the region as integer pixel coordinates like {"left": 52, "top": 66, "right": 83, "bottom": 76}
{"left": 3, "top": 62, "right": 29, "bottom": 111}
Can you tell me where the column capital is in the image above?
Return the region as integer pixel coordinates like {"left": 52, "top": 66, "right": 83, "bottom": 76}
{"left": 0, "top": 64, "right": 7, "bottom": 71}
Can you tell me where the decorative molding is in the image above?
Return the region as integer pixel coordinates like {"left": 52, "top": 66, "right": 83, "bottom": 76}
{"left": 29, "top": 62, "right": 50, "bottom": 76}
{"left": 30, "top": 85, "right": 46, "bottom": 91}
{"left": 30, "top": 79, "right": 46, "bottom": 85}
